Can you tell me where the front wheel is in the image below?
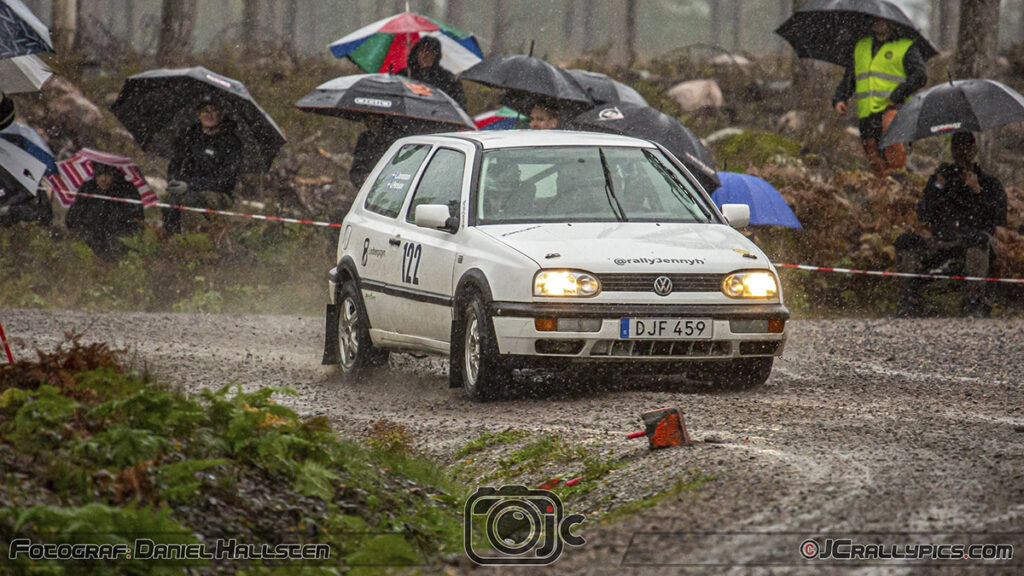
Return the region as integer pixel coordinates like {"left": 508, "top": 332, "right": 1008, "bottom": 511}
{"left": 337, "top": 280, "right": 388, "bottom": 375}
{"left": 454, "top": 293, "right": 512, "bottom": 401}
{"left": 695, "top": 357, "right": 774, "bottom": 389}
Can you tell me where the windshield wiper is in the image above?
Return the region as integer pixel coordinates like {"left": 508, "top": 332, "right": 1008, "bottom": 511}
{"left": 642, "top": 149, "right": 714, "bottom": 222}
{"left": 598, "top": 148, "right": 627, "bottom": 222}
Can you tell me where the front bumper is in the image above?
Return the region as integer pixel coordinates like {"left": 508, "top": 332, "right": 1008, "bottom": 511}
{"left": 489, "top": 301, "right": 789, "bottom": 360}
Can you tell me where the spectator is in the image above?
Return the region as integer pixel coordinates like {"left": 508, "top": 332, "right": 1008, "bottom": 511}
{"left": 832, "top": 17, "right": 926, "bottom": 179}
{"left": 403, "top": 36, "right": 467, "bottom": 108}
{"left": 65, "top": 163, "right": 143, "bottom": 259}
{"left": 349, "top": 115, "right": 400, "bottom": 188}
{"left": 894, "top": 132, "right": 1007, "bottom": 318}
{"left": 164, "top": 95, "right": 242, "bottom": 234}
{"left": 529, "top": 102, "right": 560, "bottom": 130}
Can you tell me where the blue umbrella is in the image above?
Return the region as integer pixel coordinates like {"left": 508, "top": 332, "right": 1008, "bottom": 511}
{"left": 711, "top": 172, "right": 802, "bottom": 229}
{"left": 0, "top": 122, "right": 56, "bottom": 175}
{"left": 0, "top": 0, "right": 54, "bottom": 59}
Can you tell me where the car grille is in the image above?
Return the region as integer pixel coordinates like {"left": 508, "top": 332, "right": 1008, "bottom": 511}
{"left": 589, "top": 339, "right": 732, "bottom": 358}
{"left": 598, "top": 273, "right": 724, "bottom": 293}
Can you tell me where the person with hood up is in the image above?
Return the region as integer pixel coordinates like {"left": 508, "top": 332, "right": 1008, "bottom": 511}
{"left": 65, "top": 162, "right": 143, "bottom": 259}
{"left": 164, "top": 95, "right": 243, "bottom": 234}
{"left": 349, "top": 114, "right": 402, "bottom": 188}
{"left": 402, "top": 36, "right": 467, "bottom": 108}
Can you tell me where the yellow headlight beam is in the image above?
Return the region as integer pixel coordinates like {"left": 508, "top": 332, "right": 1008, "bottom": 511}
{"left": 533, "top": 270, "right": 600, "bottom": 297}
{"left": 722, "top": 271, "right": 778, "bottom": 299}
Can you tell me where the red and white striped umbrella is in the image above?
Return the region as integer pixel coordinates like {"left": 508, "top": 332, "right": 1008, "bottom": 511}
{"left": 45, "top": 148, "right": 156, "bottom": 207}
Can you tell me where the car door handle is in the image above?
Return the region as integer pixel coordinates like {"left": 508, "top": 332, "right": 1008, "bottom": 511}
{"left": 389, "top": 238, "right": 401, "bottom": 246}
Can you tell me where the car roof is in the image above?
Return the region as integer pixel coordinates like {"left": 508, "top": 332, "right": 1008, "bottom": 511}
{"left": 429, "top": 130, "right": 659, "bottom": 150}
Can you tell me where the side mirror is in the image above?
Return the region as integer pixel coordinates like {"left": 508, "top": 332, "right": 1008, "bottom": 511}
{"left": 721, "top": 204, "right": 750, "bottom": 228}
{"left": 414, "top": 204, "right": 458, "bottom": 232}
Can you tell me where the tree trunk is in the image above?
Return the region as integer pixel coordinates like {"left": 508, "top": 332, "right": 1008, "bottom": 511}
{"left": 938, "top": 0, "right": 960, "bottom": 51}
{"left": 955, "top": 0, "right": 999, "bottom": 78}
{"left": 157, "top": 0, "right": 196, "bottom": 65}
{"left": 445, "top": 0, "right": 463, "bottom": 28}
{"left": 491, "top": 0, "right": 506, "bottom": 54}
{"left": 778, "top": 0, "right": 792, "bottom": 54}
{"left": 731, "top": 0, "right": 744, "bottom": 52}
{"left": 563, "top": 0, "right": 575, "bottom": 51}
{"left": 283, "top": 0, "right": 298, "bottom": 56}
{"left": 51, "top": 0, "right": 77, "bottom": 55}
{"left": 242, "top": 0, "right": 259, "bottom": 48}
{"left": 790, "top": 0, "right": 818, "bottom": 109}
{"left": 707, "top": 0, "right": 723, "bottom": 46}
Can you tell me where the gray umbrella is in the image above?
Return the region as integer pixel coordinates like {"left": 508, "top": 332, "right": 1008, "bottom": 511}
{"left": 880, "top": 79, "right": 1024, "bottom": 147}
{"left": 566, "top": 69, "right": 648, "bottom": 107}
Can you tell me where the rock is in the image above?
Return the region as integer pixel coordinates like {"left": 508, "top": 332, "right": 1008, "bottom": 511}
{"left": 776, "top": 110, "right": 805, "bottom": 133}
{"left": 49, "top": 92, "right": 104, "bottom": 129}
{"left": 667, "top": 79, "right": 725, "bottom": 112}
{"left": 710, "top": 53, "right": 751, "bottom": 67}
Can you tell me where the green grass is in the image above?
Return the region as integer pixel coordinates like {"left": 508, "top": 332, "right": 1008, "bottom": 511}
{"left": 600, "top": 471, "right": 715, "bottom": 525}
{"left": 454, "top": 428, "right": 531, "bottom": 459}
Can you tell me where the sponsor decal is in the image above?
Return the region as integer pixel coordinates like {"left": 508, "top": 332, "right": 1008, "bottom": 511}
{"left": 930, "top": 122, "right": 962, "bottom": 134}
{"left": 613, "top": 257, "right": 705, "bottom": 266}
{"left": 403, "top": 82, "right": 434, "bottom": 97}
{"left": 354, "top": 97, "right": 393, "bottom": 108}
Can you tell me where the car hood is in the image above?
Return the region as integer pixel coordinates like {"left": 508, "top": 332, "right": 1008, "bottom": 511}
{"left": 476, "top": 222, "right": 774, "bottom": 274}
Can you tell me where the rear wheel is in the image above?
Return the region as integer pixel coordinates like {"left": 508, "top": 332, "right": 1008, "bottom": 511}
{"left": 337, "top": 280, "right": 388, "bottom": 375}
{"left": 696, "top": 357, "right": 774, "bottom": 389}
{"left": 456, "top": 293, "right": 512, "bottom": 401}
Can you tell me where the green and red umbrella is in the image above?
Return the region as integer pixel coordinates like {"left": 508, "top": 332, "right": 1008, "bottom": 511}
{"left": 329, "top": 12, "right": 483, "bottom": 75}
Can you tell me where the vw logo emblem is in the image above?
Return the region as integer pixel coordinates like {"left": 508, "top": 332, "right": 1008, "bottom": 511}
{"left": 653, "top": 276, "right": 673, "bottom": 296}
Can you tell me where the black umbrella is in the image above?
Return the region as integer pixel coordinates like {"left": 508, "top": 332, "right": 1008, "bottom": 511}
{"left": 0, "top": 0, "right": 53, "bottom": 59}
{"left": 775, "top": 0, "right": 938, "bottom": 67}
{"left": 295, "top": 73, "right": 475, "bottom": 130}
{"left": 880, "top": 79, "right": 1024, "bottom": 147}
{"left": 110, "top": 66, "right": 286, "bottom": 171}
{"left": 460, "top": 54, "right": 591, "bottom": 106}
{"left": 570, "top": 104, "right": 720, "bottom": 193}
{"left": 566, "top": 69, "right": 648, "bottom": 107}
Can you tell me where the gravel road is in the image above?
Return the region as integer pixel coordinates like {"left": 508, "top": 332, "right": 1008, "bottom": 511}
{"left": 2, "top": 309, "right": 1022, "bottom": 574}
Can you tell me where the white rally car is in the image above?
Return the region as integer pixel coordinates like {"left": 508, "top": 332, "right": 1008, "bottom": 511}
{"left": 322, "top": 131, "right": 788, "bottom": 400}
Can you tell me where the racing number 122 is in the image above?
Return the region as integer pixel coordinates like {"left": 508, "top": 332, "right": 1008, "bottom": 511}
{"left": 402, "top": 242, "right": 421, "bottom": 285}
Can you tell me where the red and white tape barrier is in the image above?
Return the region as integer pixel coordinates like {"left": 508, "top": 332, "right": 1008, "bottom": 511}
{"left": 60, "top": 191, "right": 1024, "bottom": 285}
{"left": 776, "top": 263, "right": 1024, "bottom": 284}
{"left": 69, "top": 191, "right": 342, "bottom": 229}
{"left": 0, "top": 319, "right": 14, "bottom": 363}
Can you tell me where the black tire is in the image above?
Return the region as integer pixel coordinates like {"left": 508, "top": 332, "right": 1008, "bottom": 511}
{"left": 696, "top": 357, "right": 774, "bottom": 389}
{"left": 337, "top": 279, "right": 388, "bottom": 375}
{"left": 454, "top": 292, "right": 512, "bottom": 401}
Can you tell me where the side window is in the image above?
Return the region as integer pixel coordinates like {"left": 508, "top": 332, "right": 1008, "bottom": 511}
{"left": 364, "top": 144, "right": 431, "bottom": 218}
{"left": 406, "top": 148, "right": 466, "bottom": 223}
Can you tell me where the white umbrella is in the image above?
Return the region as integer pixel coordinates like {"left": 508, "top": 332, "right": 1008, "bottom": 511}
{"left": 0, "top": 54, "right": 52, "bottom": 93}
{"left": 0, "top": 136, "right": 46, "bottom": 196}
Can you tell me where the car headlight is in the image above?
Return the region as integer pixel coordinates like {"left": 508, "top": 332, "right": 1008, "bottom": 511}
{"left": 722, "top": 271, "right": 778, "bottom": 299}
{"left": 533, "top": 270, "right": 601, "bottom": 297}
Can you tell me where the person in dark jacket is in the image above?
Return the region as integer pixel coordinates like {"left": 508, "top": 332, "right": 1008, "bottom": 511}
{"left": 0, "top": 91, "right": 14, "bottom": 131}
{"left": 833, "top": 18, "right": 927, "bottom": 179}
{"left": 164, "top": 95, "right": 242, "bottom": 234}
{"left": 0, "top": 185, "right": 52, "bottom": 228}
{"left": 349, "top": 115, "right": 403, "bottom": 188}
{"left": 894, "top": 132, "right": 1007, "bottom": 318}
{"left": 65, "top": 163, "right": 143, "bottom": 259}
{"left": 402, "top": 36, "right": 467, "bottom": 108}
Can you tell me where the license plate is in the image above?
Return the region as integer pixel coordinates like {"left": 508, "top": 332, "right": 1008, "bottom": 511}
{"left": 620, "top": 318, "right": 712, "bottom": 340}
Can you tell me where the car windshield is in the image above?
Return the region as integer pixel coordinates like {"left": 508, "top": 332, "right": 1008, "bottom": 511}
{"left": 475, "top": 146, "right": 718, "bottom": 224}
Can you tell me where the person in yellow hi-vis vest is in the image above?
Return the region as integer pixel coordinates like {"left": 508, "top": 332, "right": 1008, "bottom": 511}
{"left": 832, "top": 18, "right": 926, "bottom": 179}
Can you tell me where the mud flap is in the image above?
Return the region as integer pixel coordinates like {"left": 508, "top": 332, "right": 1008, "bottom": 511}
{"left": 322, "top": 303, "right": 341, "bottom": 365}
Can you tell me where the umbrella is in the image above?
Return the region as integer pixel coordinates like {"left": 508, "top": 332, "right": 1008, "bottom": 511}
{"left": 1, "top": 122, "right": 56, "bottom": 175}
{"left": 880, "top": 79, "right": 1024, "bottom": 147}
{"left": 329, "top": 11, "right": 482, "bottom": 75}
{"left": 711, "top": 172, "right": 802, "bottom": 229}
{"left": 0, "top": 137, "right": 45, "bottom": 196}
{"left": 775, "top": 0, "right": 938, "bottom": 67}
{"left": 295, "top": 73, "right": 475, "bottom": 130}
{"left": 45, "top": 148, "right": 156, "bottom": 207}
{"left": 461, "top": 54, "right": 591, "bottom": 109}
{"left": 473, "top": 107, "right": 526, "bottom": 130}
{"left": 110, "top": 66, "right": 286, "bottom": 171}
{"left": 570, "top": 103, "right": 720, "bottom": 193}
{"left": 565, "top": 69, "right": 648, "bottom": 107}
{"left": 0, "top": 0, "right": 53, "bottom": 59}
{"left": 0, "top": 54, "right": 52, "bottom": 94}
